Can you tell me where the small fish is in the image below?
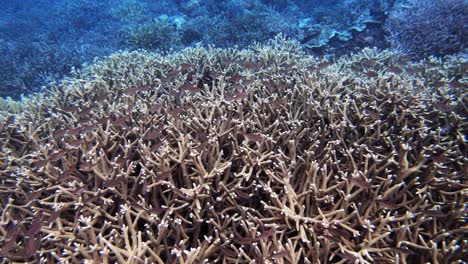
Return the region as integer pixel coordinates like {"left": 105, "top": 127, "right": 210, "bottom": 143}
{"left": 161, "top": 75, "right": 173, "bottom": 83}
{"left": 180, "top": 82, "right": 201, "bottom": 92}
{"left": 431, "top": 154, "right": 448, "bottom": 163}
{"left": 350, "top": 176, "right": 370, "bottom": 189}
{"left": 436, "top": 102, "right": 452, "bottom": 112}
{"left": 63, "top": 105, "right": 80, "bottom": 113}
{"left": 271, "top": 98, "right": 287, "bottom": 106}
{"left": 366, "top": 71, "right": 379, "bottom": 78}
{"left": 323, "top": 234, "right": 341, "bottom": 243}
{"left": 148, "top": 205, "right": 165, "bottom": 215}
{"left": 168, "top": 90, "right": 180, "bottom": 97}
{"left": 420, "top": 210, "right": 446, "bottom": 217}
{"left": 161, "top": 69, "right": 179, "bottom": 82}
{"left": 317, "top": 61, "right": 331, "bottom": 68}
{"left": 379, "top": 200, "right": 399, "bottom": 210}
{"left": 397, "top": 55, "right": 411, "bottom": 63}
{"left": 66, "top": 127, "right": 82, "bottom": 136}
{"left": 328, "top": 227, "right": 351, "bottom": 240}
{"left": 57, "top": 169, "right": 73, "bottom": 183}
{"left": 450, "top": 80, "right": 463, "bottom": 88}
{"left": 114, "top": 157, "right": 129, "bottom": 165}
{"left": 256, "top": 228, "right": 276, "bottom": 240}
{"left": 53, "top": 129, "right": 67, "bottom": 138}
{"left": 167, "top": 69, "right": 180, "bottom": 77}
{"left": 32, "top": 160, "right": 49, "bottom": 168}
{"left": 79, "top": 107, "right": 92, "bottom": 116}
{"left": 48, "top": 210, "right": 62, "bottom": 224}
{"left": 362, "top": 36, "right": 375, "bottom": 44}
{"left": 29, "top": 189, "right": 44, "bottom": 200}
{"left": 230, "top": 74, "right": 244, "bottom": 83}
{"left": 395, "top": 247, "right": 415, "bottom": 255}
{"left": 211, "top": 72, "right": 223, "bottom": 79}
{"left": 97, "top": 117, "right": 109, "bottom": 125}
{"left": 234, "top": 236, "right": 254, "bottom": 244}
{"left": 225, "top": 91, "right": 248, "bottom": 101}
{"left": 24, "top": 236, "right": 40, "bottom": 258}
{"left": 27, "top": 212, "right": 43, "bottom": 236}
{"left": 138, "top": 84, "right": 153, "bottom": 91}
{"left": 222, "top": 58, "right": 236, "bottom": 65}
{"left": 362, "top": 59, "right": 378, "bottom": 67}
{"left": 78, "top": 162, "right": 94, "bottom": 172}
{"left": 350, "top": 63, "right": 361, "bottom": 72}
{"left": 125, "top": 87, "right": 142, "bottom": 95}
{"left": 269, "top": 250, "right": 289, "bottom": 259}
{"left": 243, "top": 62, "right": 259, "bottom": 70}
{"left": 461, "top": 62, "right": 468, "bottom": 72}
{"left": 156, "top": 170, "right": 172, "bottom": 181}
{"left": 200, "top": 149, "right": 209, "bottom": 161}
{"left": 112, "top": 118, "right": 128, "bottom": 129}
{"left": 169, "top": 107, "right": 184, "bottom": 118}
{"left": 241, "top": 79, "right": 254, "bottom": 86}
{"left": 73, "top": 186, "right": 87, "bottom": 195}
{"left": 79, "top": 124, "right": 97, "bottom": 134}
{"left": 103, "top": 177, "right": 121, "bottom": 188}
{"left": 130, "top": 201, "right": 146, "bottom": 212}
{"left": 389, "top": 66, "right": 403, "bottom": 74}
{"left": 150, "top": 104, "right": 163, "bottom": 113}
{"left": 144, "top": 128, "right": 162, "bottom": 140}
{"left": 219, "top": 247, "right": 238, "bottom": 258}
{"left": 231, "top": 83, "right": 244, "bottom": 91}
{"left": 179, "top": 63, "right": 192, "bottom": 70}
{"left": 242, "top": 132, "right": 263, "bottom": 142}
{"left": 67, "top": 138, "right": 84, "bottom": 148}
{"left": 0, "top": 239, "right": 17, "bottom": 257}
{"left": 337, "top": 252, "right": 358, "bottom": 261}
{"left": 235, "top": 189, "right": 251, "bottom": 199}
{"left": 141, "top": 178, "right": 149, "bottom": 193}
{"left": 367, "top": 109, "right": 380, "bottom": 120}
{"left": 151, "top": 141, "right": 163, "bottom": 152}
{"left": 5, "top": 224, "right": 21, "bottom": 242}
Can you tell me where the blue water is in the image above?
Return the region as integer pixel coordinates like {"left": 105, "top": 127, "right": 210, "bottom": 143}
{"left": 0, "top": 0, "right": 466, "bottom": 99}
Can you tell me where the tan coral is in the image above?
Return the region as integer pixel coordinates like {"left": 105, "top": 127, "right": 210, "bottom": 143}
{"left": 0, "top": 36, "right": 466, "bottom": 263}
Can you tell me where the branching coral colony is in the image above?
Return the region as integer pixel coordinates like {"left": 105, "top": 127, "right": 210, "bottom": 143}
{"left": 0, "top": 36, "right": 467, "bottom": 263}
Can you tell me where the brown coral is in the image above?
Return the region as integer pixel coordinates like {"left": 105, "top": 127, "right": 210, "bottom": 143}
{"left": 0, "top": 37, "right": 466, "bottom": 263}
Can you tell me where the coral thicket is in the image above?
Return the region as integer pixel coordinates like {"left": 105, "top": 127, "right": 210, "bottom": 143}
{"left": 0, "top": 37, "right": 466, "bottom": 263}
{"left": 385, "top": 0, "right": 467, "bottom": 59}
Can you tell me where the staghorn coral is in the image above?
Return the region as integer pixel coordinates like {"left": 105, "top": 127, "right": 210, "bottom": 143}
{"left": 126, "top": 15, "right": 182, "bottom": 51}
{"left": 110, "top": 0, "right": 148, "bottom": 23}
{"left": 385, "top": 0, "right": 467, "bottom": 59}
{"left": 0, "top": 36, "right": 467, "bottom": 263}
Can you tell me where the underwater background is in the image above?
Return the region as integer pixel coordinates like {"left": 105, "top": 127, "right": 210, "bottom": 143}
{"left": 0, "top": 0, "right": 467, "bottom": 263}
{"left": 0, "top": 0, "right": 466, "bottom": 99}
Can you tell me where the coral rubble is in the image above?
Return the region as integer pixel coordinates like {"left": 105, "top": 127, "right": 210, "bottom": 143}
{"left": 0, "top": 37, "right": 466, "bottom": 263}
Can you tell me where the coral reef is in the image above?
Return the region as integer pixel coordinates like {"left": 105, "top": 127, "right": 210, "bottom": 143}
{"left": 297, "top": 0, "right": 378, "bottom": 51}
{"left": 0, "top": 37, "right": 467, "bottom": 263}
{"left": 0, "top": 0, "right": 120, "bottom": 99}
{"left": 110, "top": 0, "right": 148, "bottom": 23}
{"left": 0, "top": 0, "right": 388, "bottom": 99}
{"left": 385, "top": 0, "right": 467, "bottom": 59}
{"left": 126, "top": 16, "right": 182, "bottom": 51}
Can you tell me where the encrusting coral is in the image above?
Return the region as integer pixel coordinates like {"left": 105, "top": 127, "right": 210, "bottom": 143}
{"left": 0, "top": 36, "right": 466, "bottom": 263}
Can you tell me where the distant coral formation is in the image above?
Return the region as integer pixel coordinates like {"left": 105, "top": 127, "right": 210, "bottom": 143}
{"left": 3, "top": 0, "right": 466, "bottom": 99}
{"left": 0, "top": 37, "right": 466, "bottom": 263}
{"left": 0, "top": 0, "right": 388, "bottom": 99}
{"left": 385, "top": 0, "right": 467, "bottom": 59}
{"left": 126, "top": 15, "right": 182, "bottom": 51}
